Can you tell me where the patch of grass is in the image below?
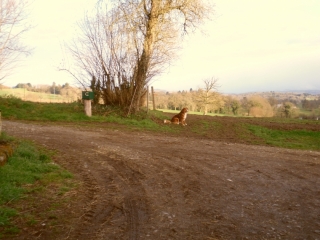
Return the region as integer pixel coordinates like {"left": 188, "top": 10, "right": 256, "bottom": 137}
{"left": 247, "top": 125, "right": 320, "bottom": 150}
{"left": 0, "top": 132, "right": 15, "bottom": 143}
{"left": 0, "top": 95, "right": 88, "bottom": 121}
{"left": 26, "top": 215, "right": 38, "bottom": 226}
{"left": 0, "top": 136, "right": 75, "bottom": 236}
{"left": 261, "top": 117, "right": 320, "bottom": 125}
{"left": 191, "top": 120, "right": 224, "bottom": 135}
{"left": 0, "top": 207, "right": 17, "bottom": 226}
{"left": 233, "top": 123, "right": 258, "bottom": 143}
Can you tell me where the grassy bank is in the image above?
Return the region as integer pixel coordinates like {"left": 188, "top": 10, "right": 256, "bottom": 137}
{"left": 0, "top": 96, "right": 173, "bottom": 132}
{"left": 0, "top": 133, "right": 75, "bottom": 237}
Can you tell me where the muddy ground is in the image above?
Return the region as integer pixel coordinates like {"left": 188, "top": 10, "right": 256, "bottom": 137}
{"left": 2, "top": 115, "right": 320, "bottom": 240}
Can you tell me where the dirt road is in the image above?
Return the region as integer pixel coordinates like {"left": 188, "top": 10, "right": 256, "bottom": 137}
{"left": 3, "top": 120, "right": 320, "bottom": 240}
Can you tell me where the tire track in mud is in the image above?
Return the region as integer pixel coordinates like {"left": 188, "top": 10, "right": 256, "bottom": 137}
{"left": 94, "top": 136, "right": 220, "bottom": 239}
{"left": 98, "top": 151, "right": 149, "bottom": 240}
{"left": 53, "top": 144, "right": 150, "bottom": 239}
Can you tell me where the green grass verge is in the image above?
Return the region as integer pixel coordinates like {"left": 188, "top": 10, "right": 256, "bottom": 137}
{"left": 0, "top": 134, "right": 74, "bottom": 236}
{"left": 0, "top": 95, "right": 89, "bottom": 121}
{"left": 191, "top": 120, "right": 224, "bottom": 135}
{"left": 247, "top": 124, "right": 320, "bottom": 150}
{"left": 0, "top": 96, "right": 175, "bottom": 132}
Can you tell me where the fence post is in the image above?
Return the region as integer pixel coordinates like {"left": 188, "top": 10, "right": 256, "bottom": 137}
{"left": 151, "top": 86, "right": 156, "bottom": 110}
{"left": 84, "top": 100, "right": 92, "bottom": 117}
{"left": 82, "top": 91, "right": 93, "bottom": 117}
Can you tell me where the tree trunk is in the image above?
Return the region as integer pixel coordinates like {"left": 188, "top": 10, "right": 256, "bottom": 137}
{"left": 204, "top": 104, "right": 208, "bottom": 115}
{"left": 130, "top": 74, "right": 145, "bottom": 113}
{"left": 130, "top": 54, "right": 149, "bottom": 114}
{"left": 129, "top": 3, "right": 159, "bottom": 114}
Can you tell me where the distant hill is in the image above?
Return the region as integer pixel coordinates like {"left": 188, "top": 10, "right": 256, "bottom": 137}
{"left": 284, "top": 90, "right": 320, "bottom": 94}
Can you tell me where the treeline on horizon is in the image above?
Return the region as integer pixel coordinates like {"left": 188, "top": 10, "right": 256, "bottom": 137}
{"left": 153, "top": 90, "right": 320, "bottom": 118}
{"left": 3, "top": 83, "right": 320, "bottom": 118}
{"left": 13, "top": 82, "right": 77, "bottom": 95}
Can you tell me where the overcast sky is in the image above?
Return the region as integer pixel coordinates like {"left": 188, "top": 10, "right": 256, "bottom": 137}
{"left": 4, "top": 0, "right": 320, "bottom": 94}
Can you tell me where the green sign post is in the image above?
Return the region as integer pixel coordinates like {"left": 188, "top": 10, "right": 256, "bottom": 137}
{"left": 82, "top": 91, "right": 94, "bottom": 117}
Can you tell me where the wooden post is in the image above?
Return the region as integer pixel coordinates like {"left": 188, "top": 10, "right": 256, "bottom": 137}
{"left": 151, "top": 86, "right": 156, "bottom": 110}
{"left": 146, "top": 86, "right": 149, "bottom": 113}
{"left": 84, "top": 100, "right": 92, "bottom": 117}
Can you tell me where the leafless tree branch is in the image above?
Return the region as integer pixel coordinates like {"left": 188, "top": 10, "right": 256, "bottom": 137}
{"left": 0, "top": 0, "right": 32, "bottom": 81}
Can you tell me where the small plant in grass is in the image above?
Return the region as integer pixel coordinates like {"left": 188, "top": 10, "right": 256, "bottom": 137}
{"left": 26, "top": 215, "right": 38, "bottom": 226}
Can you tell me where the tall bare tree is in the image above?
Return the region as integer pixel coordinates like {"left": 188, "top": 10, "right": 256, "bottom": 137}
{"left": 0, "top": 0, "right": 31, "bottom": 81}
{"left": 64, "top": 0, "right": 213, "bottom": 114}
{"left": 194, "top": 77, "right": 222, "bottom": 115}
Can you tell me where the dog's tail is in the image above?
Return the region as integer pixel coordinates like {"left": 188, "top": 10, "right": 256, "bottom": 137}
{"left": 164, "top": 119, "right": 171, "bottom": 124}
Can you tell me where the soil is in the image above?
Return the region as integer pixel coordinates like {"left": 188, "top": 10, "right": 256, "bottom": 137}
{"left": 1, "top": 115, "right": 320, "bottom": 240}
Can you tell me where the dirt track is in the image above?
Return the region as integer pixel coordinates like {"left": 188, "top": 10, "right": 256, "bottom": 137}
{"left": 2, "top": 120, "right": 320, "bottom": 240}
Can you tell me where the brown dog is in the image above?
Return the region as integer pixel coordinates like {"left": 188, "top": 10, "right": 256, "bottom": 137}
{"left": 164, "top": 108, "right": 188, "bottom": 126}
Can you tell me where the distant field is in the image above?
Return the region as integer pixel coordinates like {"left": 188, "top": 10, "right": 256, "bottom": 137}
{"left": 158, "top": 109, "right": 235, "bottom": 117}
{"left": 0, "top": 88, "right": 81, "bottom": 103}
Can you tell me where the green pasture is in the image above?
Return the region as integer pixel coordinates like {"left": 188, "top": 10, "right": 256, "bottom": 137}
{"left": 0, "top": 95, "right": 175, "bottom": 132}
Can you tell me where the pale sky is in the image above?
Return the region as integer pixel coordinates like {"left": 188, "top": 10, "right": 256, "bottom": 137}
{"left": 4, "top": 0, "right": 320, "bottom": 94}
